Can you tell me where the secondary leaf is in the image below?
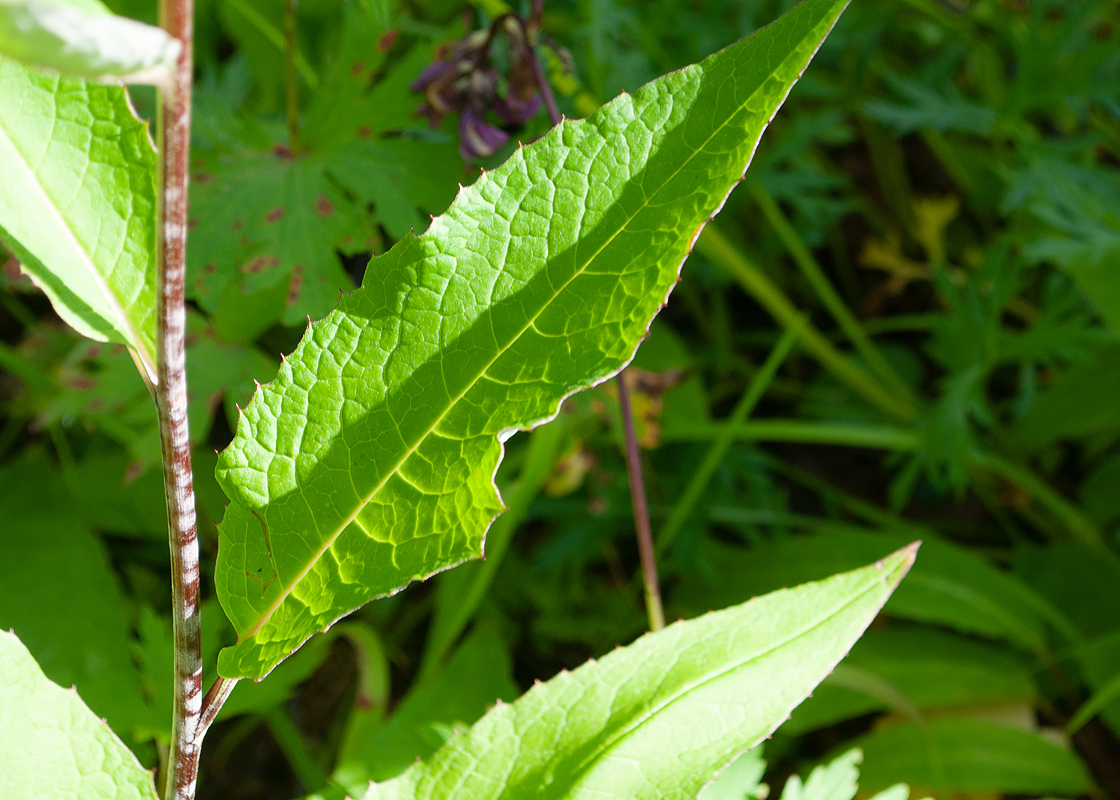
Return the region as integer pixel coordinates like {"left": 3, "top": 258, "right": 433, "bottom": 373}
{"left": 786, "top": 626, "right": 1036, "bottom": 733}
{"left": 676, "top": 531, "right": 1051, "bottom": 653}
{"left": 363, "top": 546, "right": 916, "bottom": 800}
{"left": 853, "top": 719, "right": 1091, "bottom": 795}
{"left": 0, "top": 0, "right": 180, "bottom": 84}
{"left": 214, "top": 0, "right": 852, "bottom": 680}
{"left": 188, "top": 33, "right": 462, "bottom": 332}
{"left": 0, "top": 630, "right": 160, "bottom": 800}
{"left": 0, "top": 455, "right": 154, "bottom": 735}
{"left": 0, "top": 56, "right": 158, "bottom": 383}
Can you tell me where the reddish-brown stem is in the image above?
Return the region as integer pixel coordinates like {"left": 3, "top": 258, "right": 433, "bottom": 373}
{"left": 616, "top": 372, "right": 666, "bottom": 632}
{"left": 198, "top": 676, "right": 238, "bottom": 739}
{"left": 157, "top": 0, "right": 200, "bottom": 797}
{"left": 513, "top": 14, "right": 561, "bottom": 127}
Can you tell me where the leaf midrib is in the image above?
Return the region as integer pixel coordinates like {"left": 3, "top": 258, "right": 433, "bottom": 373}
{"left": 547, "top": 568, "right": 897, "bottom": 799}
{"left": 242, "top": 36, "right": 814, "bottom": 642}
{"left": 0, "top": 73, "right": 155, "bottom": 379}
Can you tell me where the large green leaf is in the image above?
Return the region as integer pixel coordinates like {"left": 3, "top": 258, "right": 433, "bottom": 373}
{"left": 363, "top": 546, "right": 916, "bottom": 800}
{"left": 786, "top": 626, "right": 1036, "bottom": 734}
{"left": 0, "top": 56, "right": 158, "bottom": 382}
{"left": 0, "top": 0, "right": 179, "bottom": 84}
{"left": 675, "top": 531, "right": 1052, "bottom": 653}
{"left": 853, "top": 719, "right": 1091, "bottom": 795}
{"left": 214, "top": 0, "right": 852, "bottom": 680}
{"left": 0, "top": 630, "right": 160, "bottom": 800}
{"left": 0, "top": 455, "right": 155, "bottom": 736}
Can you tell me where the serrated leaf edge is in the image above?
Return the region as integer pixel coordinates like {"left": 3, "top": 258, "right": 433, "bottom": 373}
{"left": 222, "top": 0, "right": 852, "bottom": 670}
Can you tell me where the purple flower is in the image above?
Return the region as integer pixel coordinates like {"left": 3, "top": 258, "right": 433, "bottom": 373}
{"left": 411, "top": 16, "right": 552, "bottom": 160}
{"left": 459, "top": 105, "right": 510, "bottom": 160}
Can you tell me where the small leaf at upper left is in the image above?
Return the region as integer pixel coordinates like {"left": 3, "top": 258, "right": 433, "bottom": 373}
{"left": 0, "top": 0, "right": 180, "bottom": 85}
{"left": 0, "top": 56, "right": 159, "bottom": 383}
{"left": 0, "top": 629, "right": 160, "bottom": 800}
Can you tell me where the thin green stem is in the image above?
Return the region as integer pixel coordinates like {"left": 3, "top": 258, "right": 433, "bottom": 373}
{"left": 695, "top": 224, "right": 918, "bottom": 421}
{"left": 972, "top": 452, "right": 1104, "bottom": 550}
{"left": 264, "top": 706, "right": 327, "bottom": 792}
{"left": 764, "top": 456, "right": 925, "bottom": 532}
{"left": 660, "top": 419, "right": 920, "bottom": 451}
{"left": 283, "top": 0, "right": 300, "bottom": 153}
{"left": 0, "top": 289, "right": 37, "bottom": 328}
{"left": 0, "top": 340, "right": 55, "bottom": 392}
{"left": 656, "top": 323, "right": 802, "bottom": 553}
{"left": 748, "top": 180, "right": 913, "bottom": 401}
{"left": 224, "top": 0, "right": 318, "bottom": 88}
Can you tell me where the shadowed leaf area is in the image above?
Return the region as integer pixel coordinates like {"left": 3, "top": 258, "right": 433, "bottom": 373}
{"left": 213, "top": 0, "right": 849, "bottom": 680}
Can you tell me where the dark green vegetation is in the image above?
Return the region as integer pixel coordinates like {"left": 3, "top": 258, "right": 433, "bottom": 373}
{"left": 1, "top": 0, "right": 1119, "bottom": 798}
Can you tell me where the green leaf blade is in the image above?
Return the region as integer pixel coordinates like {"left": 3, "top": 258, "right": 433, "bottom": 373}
{"left": 0, "top": 0, "right": 180, "bottom": 84}
{"left": 854, "top": 719, "right": 1091, "bottom": 795}
{"left": 0, "top": 57, "right": 158, "bottom": 381}
{"left": 364, "top": 546, "right": 917, "bottom": 800}
{"left": 0, "top": 630, "right": 160, "bottom": 800}
{"left": 215, "top": 0, "right": 851, "bottom": 680}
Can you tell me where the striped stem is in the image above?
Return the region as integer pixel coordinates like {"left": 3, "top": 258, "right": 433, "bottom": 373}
{"left": 156, "top": 0, "right": 201, "bottom": 796}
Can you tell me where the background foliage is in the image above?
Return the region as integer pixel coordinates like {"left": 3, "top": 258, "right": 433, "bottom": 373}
{"left": 1, "top": 0, "right": 1119, "bottom": 797}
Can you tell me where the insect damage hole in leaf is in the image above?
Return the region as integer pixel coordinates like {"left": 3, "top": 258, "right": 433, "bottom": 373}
{"left": 213, "top": 0, "right": 853, "bottom": 681}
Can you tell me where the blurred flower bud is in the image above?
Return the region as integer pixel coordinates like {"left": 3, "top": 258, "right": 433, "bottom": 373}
{"left": 411, "top": 12, "right": 550, "bottom": 160}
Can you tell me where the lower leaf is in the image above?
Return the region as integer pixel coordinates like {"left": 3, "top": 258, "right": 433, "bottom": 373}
{"left": 0, "top": 630, "right": 160, "bottom": 800}
{"left": 364, "top": 544, "right": 918, "bottom": 800}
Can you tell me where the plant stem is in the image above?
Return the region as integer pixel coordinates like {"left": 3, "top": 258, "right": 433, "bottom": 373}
{"left": 747, "top": 180, "right": 913, "bottom": 402}
{"left": 659, "top": 419, "right": 921, "bottom": 450}
{"left": 264, "top": 705, "right": 327, "bottom": 792}
{"left": 516, "top": 13, "right": 561, "bottom": 127}
{"left": 199, "top": 676, "right": 238, "bottom": 739}
{"left": 224, "top": 0, "right": 318, "bottom": 87}
{"left": 973, "top": 451, "right": 1104, "bottom": 550}
{"left": 157, "top": 0, "right": 201, "bottom": 795}
{"left": 656, "top": 323, "right": 801, "bottom": 554}
{"left": 695, "top": 224, "right": 918, "bottom": 421}
{"left": 617, "top": 371, "right": 665, "bottom": 632}
{"left": 284, "top": 0, "right": 300, "bottom": 153}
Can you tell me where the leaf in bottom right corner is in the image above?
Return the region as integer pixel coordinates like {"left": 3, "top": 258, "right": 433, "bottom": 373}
{"left": 851, "top": 718, "right": 1092, "bottom": 796}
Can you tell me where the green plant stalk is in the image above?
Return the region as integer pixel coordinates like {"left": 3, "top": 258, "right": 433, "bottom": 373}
{"left": 695, "top": 224, "right": 918, "bottom": 421}
{"left": 859, "top": 116, "right": 916, "bottom": 237}
{"left": 661, "top": 419, "right": 921, "bottom": 450}
{"left": 972, "top": 452, "right": 1104, "bottom": 550}
{"left": 661, "top": 418, "right": 1100, "bottom": 549}
{"left": 618, "top": 371, "right": 665, "bottom": 632}
{"left": 224, "top": 0, "right": 318, "bottom": 88}
{"left": 264, "top": 705, "right": 327, "bottom": 792}
{"left": 919, "top": 129, "right": 974, "bottom": 194}
{"left": 283, "top": 0, "right": 300, "bottom": 153}
{"left": 0, "top": 339, "right": 55, "bottom": 392}
{"left": 764, "top": 455, "right": 925, "bottom": 531}
{"left": 418, "top": 420, "right": 565, "bottom": 679}
{"left": 747, "top": 179, "right": 914, "bottom": 402}
{"left": 1067, "top": 667, "right": 1120, "bottom": 736}
{"left": 156, "top": 0, "right": 202, "bottom": 795}
{"left": 656, "top": 323, "right": 802, "bottom": 554}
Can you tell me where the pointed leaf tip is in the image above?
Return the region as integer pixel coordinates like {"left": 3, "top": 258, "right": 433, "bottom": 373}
{"left": 215, "top": 0, "right": 856, "bottom": 680}
{"left": 363, "top": 550, "right": 911, "bottom": 800}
